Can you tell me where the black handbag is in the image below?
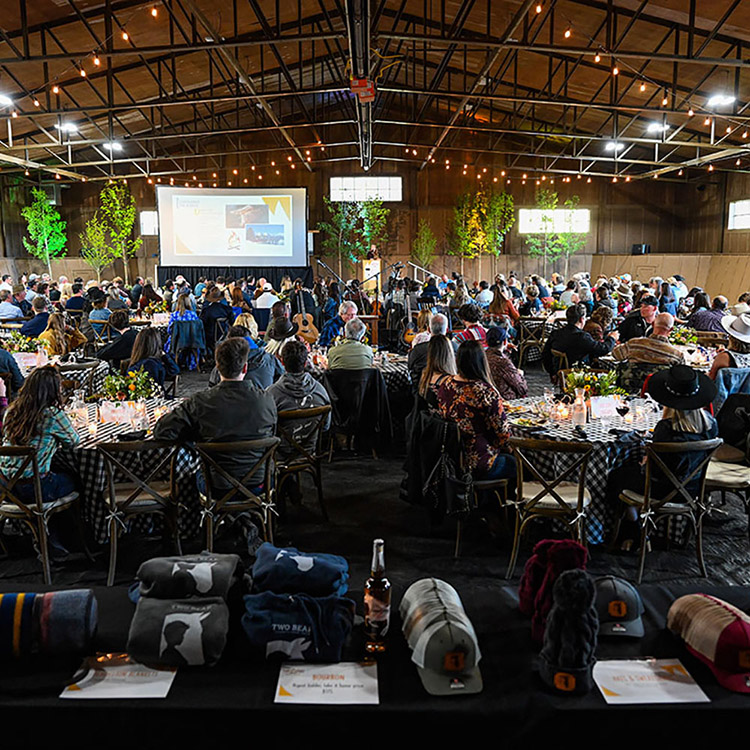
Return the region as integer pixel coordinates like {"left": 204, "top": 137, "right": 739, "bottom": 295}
{"left": 422, "top": 421, "right": 473, "bottom": 518}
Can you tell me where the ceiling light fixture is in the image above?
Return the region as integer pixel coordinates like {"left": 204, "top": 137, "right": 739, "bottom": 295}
{"left": 647, "top": 122, "right": 670, "bottom": 133}
{"left": 564, "top": 28, "right": 571, "bottom": 38}
{"left": 707, "top": 93, "right": 735, "bottom": 108}
{"left": 594, "top": 53, "right": 601, "bottom": 63}
{"left": 640, "top": 82, "right": 646, "bottom": 93}
{"left": 102, "top": 141, "right": 122, "bottom": 151}
{"left": 93, "top": 56, "right": 100, "bottom": 66}
{"left": 0, "top": 94, "right": 13, "bottom": 107}
{"left": 54, "top": 122, "right": 78, "bottom": 133}
{"left": 605, "top": 141, "right": 625, "bottom": 152}
{"left": 52, "top": 85, "right": 60, "bottom": 94}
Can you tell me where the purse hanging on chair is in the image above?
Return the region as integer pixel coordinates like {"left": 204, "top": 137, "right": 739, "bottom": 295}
{"left": 422, "top": 421, "right": 473, "bottom": 518}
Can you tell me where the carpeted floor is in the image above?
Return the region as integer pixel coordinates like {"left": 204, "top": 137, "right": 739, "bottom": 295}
{"left": 3, "top": 363, "right": 750, "bottom": 601}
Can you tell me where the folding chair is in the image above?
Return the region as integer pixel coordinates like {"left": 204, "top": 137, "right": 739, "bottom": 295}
{"left": 163, "top": 373, "right": 180, "bottom": 399}
{"left": 194, "top": 437, "right": 280, "bottom": 551}
{"left": 276, "top": 405, "right": 332, "bottom": 521}
{"left": 615, "top": 438, "right": 722, "bottom": 583}
{"left": 0, "top": 446, "right": 82, "bottom": 584}
{"left": 98, "top": 440, "right": 182, "bottom": 586}
{"left": 506, "top": 437, "right": 594, "bottom": 578}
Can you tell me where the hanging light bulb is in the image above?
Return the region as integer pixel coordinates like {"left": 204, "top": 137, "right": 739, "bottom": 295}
{"left": 147, "top": 177, "right": 153, "bottom": 184}
{"left": 662, "top": 90, "right": 668, "bottom": 106}
{"left": 33, "top": 99, "right": 39, "bottom": 107}
{"left": 535, "top": 3, "right": 542, "bottom": 13}
{"left": 122, "top": 31, "right": 129, "bottom": 41}
{"left": 24, "top": 169, "right": 29, "bottom": 176}
{"left": 287, "top": 155, "right": 293, "bottom": 161}
{"left": 708, "top": 164, "right": 714, "bottom": 171}
{"left": 271, "top": 160, "right": 275, "bottom": 166}
{"left": 704, "top": 117, "right": 711, "bottom": 126}
{"left": 52, "top": 85, "right": 59, "bottom": 94}
{"left": 232, "top": 168, "right": 238, "bottom": 175}
{"left": 727, "top": 126, "right": 733, "bottom": 133}
{"left": 678, "top": 169, "right": 683, "bottom": 176}
{"left": 612, "top": 66, "right": 619, "bottom": 76}
{"left": 594, "top": 53, "right": 601, "bottom": 63}
{"left": 151, "top": 7, "right": 158, "bottom": 17}
{"left": 612, "top": 176, "right": 618, "bottom": 183}
{"left": 587, "top": 177, "right": 592, "bottom": 183}
{"left": 564, "top": 27, "right": 571, "bottom": 39}
{"left": 688, "top": 108, "right": 694, "bottom": 117}
{"left": 625, "top": 176, "right": 631, "bottom": 182}
{"left": 93, "top": 56, "right": 100, "bottom": 66}
{"left": 11, "top": 111, "right": 17, "bottom": 118}
{"left": 80, "top": 68, "right": 86, "bottom": 77}
{"left": 640, "top": 82, "right": 646, "bottom": 93}
{"left": 744, "top": 131, "right": 749, "bottom": 139}
{"left": 736, "top": 158, "right": 741, "bottom": 166}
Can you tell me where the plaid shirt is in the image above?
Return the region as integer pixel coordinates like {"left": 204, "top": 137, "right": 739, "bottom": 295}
{"left": 612, "top": 334, "right": 684, "bottom": 365}
{"left": 0, "top": 407, "right": 80, "bottom": 478}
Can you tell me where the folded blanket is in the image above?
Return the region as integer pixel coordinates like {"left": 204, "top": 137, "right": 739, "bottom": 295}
{"left": 135, "top": 553, "right": 242, "bottom": 600}
{"left": 252, "top": 543, "right": 349, "bottom": 597}
{"left": 0, "top": 589, "right": 97, "bottom": 658}
{"left": 242, "top": 592, "right": 354, "bottom": 662}
{"left": 127, "top": 597, "right": 229, "bottom": 667}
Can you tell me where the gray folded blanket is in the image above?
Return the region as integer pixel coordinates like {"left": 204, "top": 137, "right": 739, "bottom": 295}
{"left": 127, "top": 597, "right": 229, "bottom": 667}
{"left": 135, "top": 553, "right": 242, "bottom": 600}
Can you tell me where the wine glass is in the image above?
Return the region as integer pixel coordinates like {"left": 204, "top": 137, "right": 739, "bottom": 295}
{"left": 616, "top": 402, "right": 630, "bottom": 420}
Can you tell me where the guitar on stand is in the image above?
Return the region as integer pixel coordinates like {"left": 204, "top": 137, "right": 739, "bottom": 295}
{"left": 291, "top": 283, "right": 319, "bottom": 344}
{"left": 399, "top": 291, "right": 417, "bottom": 349}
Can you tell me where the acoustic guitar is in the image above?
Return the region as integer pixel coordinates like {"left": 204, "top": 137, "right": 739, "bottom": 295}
{"left": 399, "top": 292, "right": 417, "bottom": 347}
{"left": 292, "top": 287, "right": 319, "bottom": 344}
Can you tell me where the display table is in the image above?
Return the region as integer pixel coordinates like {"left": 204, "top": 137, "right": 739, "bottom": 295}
{"left": 1, "top": 581, "right": 749, "bottom": 746}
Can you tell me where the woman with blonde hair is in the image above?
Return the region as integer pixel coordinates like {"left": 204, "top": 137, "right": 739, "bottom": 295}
{"left": 234, "top": 312, "right": 260, "bottom": 341}
{"left": 38, "top": 312, "right": 86, "bottom": 356}
{"left": 411, "top": 309, "right": 433, "bottom": 348}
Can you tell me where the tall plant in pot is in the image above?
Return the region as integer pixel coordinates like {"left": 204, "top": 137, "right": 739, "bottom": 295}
{"left": 21, "top": 187, "right": 68, "bottom": 276}
{"left": 98, "top": 180, "right": 142, "bottom": 286}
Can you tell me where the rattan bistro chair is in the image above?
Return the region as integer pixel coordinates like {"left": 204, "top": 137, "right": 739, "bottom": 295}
{"left": 517, "top": 317, "right": 547, "bottom": 367}
{"left": 276, "top": 406, "right": 332, "bottom": 521}
{"left": 194, "top": 437, "right": 280, "bottom": 551}
{"left": 98, "top": 440, "right": 182, "bottom": 586}
{"left": 0, "top": 446, "right": 82, "bottom": 584}
{"left": 506, "top": 437, "right": 594, "bottom": 578}
{"left": 615, "top": 438, "right": 723, "bottom": 584}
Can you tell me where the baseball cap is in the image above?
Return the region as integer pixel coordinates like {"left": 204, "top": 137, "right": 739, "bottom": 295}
{"left": 594, "top": 576, "right": 644, "bottom": 637}
{"left": 640, "top": 294, "right": 658, "bottom": 307}
{"left": 263, "top": 283, "right": 272, "bottom": 292}
{"left": 668, "top": 593, "right": 750, "bottom": 693}
{"left": 400, "top": 578, "right": 483, "bottom": 696}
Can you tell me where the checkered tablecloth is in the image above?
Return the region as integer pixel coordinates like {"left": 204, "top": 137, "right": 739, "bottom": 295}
{"left": 517, "top": 314, "right": 565, "bottom": 364}
{"left": 55, "top": 399, "right": 202, "bottom": 545}
{"left": 58, "top": 361, "right": 110, "bottom": 398}
{"left": 375, "top": 356, "right": 412, "bottom": 392}
{"left": 506, "top": 396, "right": 662, "bottom": 544}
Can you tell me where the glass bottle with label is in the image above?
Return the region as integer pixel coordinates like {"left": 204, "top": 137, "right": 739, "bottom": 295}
{"left": 364, "top": 538, "right": 391, "bottom": 653}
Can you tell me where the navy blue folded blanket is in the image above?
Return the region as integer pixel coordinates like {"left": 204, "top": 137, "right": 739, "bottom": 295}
{"left": 251, "top": 543, "right": 349, "bottom": 597}
{"left": 242, "top": 592, "right": 354, "bottom": 662}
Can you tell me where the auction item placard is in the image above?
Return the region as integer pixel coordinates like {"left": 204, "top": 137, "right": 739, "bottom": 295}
{"left": 275, "top": 662, "right": 379, "bottom": 705}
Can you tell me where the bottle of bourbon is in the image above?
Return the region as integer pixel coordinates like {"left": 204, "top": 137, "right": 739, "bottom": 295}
{"left": 364, "top": 539, "right": 391, "bottom": 653}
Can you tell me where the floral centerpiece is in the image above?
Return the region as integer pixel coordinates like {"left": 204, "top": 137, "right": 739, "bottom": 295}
{"left": 670, "top": 326, "right": 698, "bottom": 346}
{"left": 144, "top": 300, "right": 169, "bottom": 317}
{"left": 3, "top": 332, "right": 48, "bottom": 353}
{"left": 563, "top": 367, "right": 625, "bottom": 397}
{"left": 548, "top": 298, "right": 567, "bottom": 311}
{"left": 101, "top": 368, "right": 159, "bottom": 401}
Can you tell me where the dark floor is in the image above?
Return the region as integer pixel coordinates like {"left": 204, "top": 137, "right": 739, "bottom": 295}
{"left": 3, "top": 363, "right": 750, "bottom": 599}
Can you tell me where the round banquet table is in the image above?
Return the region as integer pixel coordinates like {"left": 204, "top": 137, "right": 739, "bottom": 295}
{"left": 55, "top": 399, "right": 202, "bottom": 545}
{"left": 505, "top": 396, "right": 663, "bottom": 545}
{"left": 310, "top": 354, "right": 412, "bottom": 394}
{"left": 11, "top": 355, "right": 110, "bottom": 399}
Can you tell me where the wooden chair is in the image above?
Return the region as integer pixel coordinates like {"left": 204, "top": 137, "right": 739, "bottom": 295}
{"left": 163, "top": 374, "right": 180, "bottom": 399}
{"left": 517, "top": 317, "right": 547, "bottom": 367}
{"left": 276, "top": 405, "right": 332, "bottom": 521}
{"left": 551, "top": 349, "right": 570, "bottom": 377}
{"left": 704, "top": 460, "right": 750, "bottom": 541}
{"left": 615, "top": 438, "right": 722, "bottom": 583}
{"left": 0, "top": 446, "right": 83, "bottom": 584}
{"left": 98, "top": 440, "right": 182, "bottom": 586}
{"left": 455, "top": 474, "right": 511, "bottom": 558}
{"left": 194, "top": 437, "right": 280, "bottom": 551}
{"left": 506, "top": 437, "right": 594, "bottom": 578}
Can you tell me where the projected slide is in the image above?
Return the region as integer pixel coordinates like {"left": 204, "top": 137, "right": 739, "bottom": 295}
{"left": 156, "top": 186, "right": 307, "bottom": 267}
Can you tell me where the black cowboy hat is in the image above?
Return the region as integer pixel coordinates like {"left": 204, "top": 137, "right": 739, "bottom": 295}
{"left": 647, "top": 364, "right": 717, "bottom": 410}
{"left": 268, "top": 316, "right": 299, "bottom": 341}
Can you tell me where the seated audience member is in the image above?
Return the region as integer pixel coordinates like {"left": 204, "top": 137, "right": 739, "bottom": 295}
{"left": 232, "top": 312, "right": 261, "bottom": 343}
{"left": 201, "top": 286, "right": 234, "bottom": 352}
{"left": 130, "top": 276, "right": 144, "bottom": 306}
{"left": 453, "top": 303, "right": 488, "bottom": 348}
{"left": 0, "top": 274, "right": 12, "bottom": 293}
{"left": 418, "top": 334, "right": 457, "bottom": 410}
{"left": 559, "top": 280, "right": 578, "bottom": 308}
{"left": 532, "top": 275, "right": 550, "bottom": 299}
{"left": 618, "top": 294, "right": 658, "bottom": 342}
{"left": 488, "top": 287, "right": 520, "bottom": 329}
{"left": 63, "top": 283, "right": 86, "bottom": 315}
{"left": 327, "top": 317, "right": 373, "bottom": 371}
{"left": 687, "top": 294, "right": 728, "bottom": 333}
{"left": 138, "top": 282, "right": 163, "bottom": 311}
{"left": 264, "top": 301, "right": 291, "bottom": 343}
{"left": 519, "top": 285, "right": 542, "bottom": 316}
{"left": 323, "top": 283, "right": 342, "bottom": 321}
{"left": 577, "top": 282, "right": 594, "bottom": 314}
{"left": 583, "top": 305, "right": 613, "bottom": 342}
{"left": 435, "top": 340, "right": 515, "bottom": 481}
{"left": 408, "top": 312, "right": 452, "bottom": 387}
{"left": 411, "top": 309, "right": 433, "bottom": 348}
{"left": 485, "top": 326, "right": 528, "bottom": 401}
{"left": 161, "top": 279, "right": 175, "bottom": 309}
{"left": 128, "top": 327, "right": 179, "bottom": 387}
{"left": 421, "top": 276, "right": 442, "bottom": 302}
{"left": 658, "top": 281, "right": 679, "bottom": 316}
{"left": 607, "top": 365, "right": 718, "bottom": 546}
{"left": 708, "top": 312, "right": 750, "bottom": 380}
{"left": 594, "top": 285, "right": 617, "bottom": 315}
{"left": 0, "top": 366, "right": 79, "bottom": 509}
{"left": 266, "top": 317, "right": 299, "bottom": 358}
{"left": 231, "top": 286, "right": 253, "bottom": 318}
{"left": 542, "top": 304, "right": 617, "bottom": 376}
{"left": 266, "top": 339, "right": 331, "bottom": 459}
{"left": 617, "top": 284, "right": 633, "bottom": 316}
{"left": 0, "top": 290, "right": 23, "bottom": 320}
{"left": 166, "top": 291, "right": 202, "bottom": 371}
{"left": 207, "top": 324, "right": 280, "bottom": 389}
{"left": 87, "top": 294, "right": 112, "bottom": 337}
{"left": 475, "top": 281, "right": 493, "bottom": 307}
{"left": 288, "top": 279, "right": 316, "bottom": 319}
{"left": 0, "top": 344, "right": 24, "bottom": 392}
{"left": 319, "top": 300, "right": 357, "bottom": 348}
{"left": 38, "top": 312, "right": 87, "bottom": 356}
{"left": 96, "top": 310, "right": 137, "bottom": 365}
{"left": 612, "top": 312, "right": 683, "bottom": 366}
{"left": 154, "top": 337, "right": 277, "bottom": 495}
{"left": 106, "top": 285, "right": 128, "bottom": 311}
{"left": 254, "top": 283, "right": 280, "bottom": 309}
{"left": 10, "top": 284, "right": 31, "bottom": 317}
{"left": 20, "top": 296, "right": 50, "bottom": 337}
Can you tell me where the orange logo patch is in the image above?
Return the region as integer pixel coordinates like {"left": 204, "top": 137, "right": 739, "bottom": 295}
{"left": 608, "top": 600, "right": 627, "bottom": 618}
{"left": 444, "top": 651, "right": 466, "bottom": 672}
{"left": 738, "top": 650, "right": 750, "bottom": 669}
{"left": 554, "top": 672, "right": 576, "bottom": 692}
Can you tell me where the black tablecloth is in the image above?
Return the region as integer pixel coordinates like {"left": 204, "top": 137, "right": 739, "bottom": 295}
{"left": 1, "top": 581, "right": 749, "bottom": 747}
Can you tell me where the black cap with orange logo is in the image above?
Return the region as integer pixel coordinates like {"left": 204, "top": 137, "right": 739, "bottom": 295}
{"left": 594, "top": 576, "right": 645, "bottom": 637}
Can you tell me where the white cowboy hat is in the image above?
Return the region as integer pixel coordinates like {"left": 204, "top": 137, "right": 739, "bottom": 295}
{"left": 731, "top": 302, "right": 750, "bottom": 317}
{"left": 721, "top": 313, "right": 750, "bottom": 344}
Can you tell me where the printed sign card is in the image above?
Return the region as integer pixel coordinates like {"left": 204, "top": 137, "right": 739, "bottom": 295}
{"left": 275, "top": 662, "right": 379, "bottom": 705}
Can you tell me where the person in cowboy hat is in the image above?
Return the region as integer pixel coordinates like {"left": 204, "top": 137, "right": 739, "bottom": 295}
{"left": 607, "top": 364, "right": 718, "bottom": 547}
{"left": 708, "top": 311, "right": 750, "bottom": 380}
{"left": 265, "top": 316, "right": 299, "bottom": 357}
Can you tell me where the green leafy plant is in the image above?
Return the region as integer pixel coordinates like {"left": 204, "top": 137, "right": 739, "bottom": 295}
{"left": 144, "top": 299, "right": 169, "bottom": 316}
{"left": 79, "top": 211, "right": 116, "bottom": 282}
{"left": 411, "top": 218, "right": 437, "bottom": 269}
{"left": 98, "top": 181, "right": 142, "bottom": 286}
{"left": 525, "top": 188, "right": 562, "bottom": 278}
{"left": 557, "top": 195, "right": 588, "bottom": 279}
{"left": 3, "top": 331, "right": 47, "bottom": 353}
{"left": 485, "top": 190, "right": 516, "bottom": 257}
{"left": 21, "top": 187, "right": 68, "bottom": 276}
{"left": 670, "top": 326, "right": 698, "bottom": 345}
{"left": 317, "top": 197, "right": 361, "bottom": 278}
{"left": 359, "top": 198, "right": 390, "bottom": 258}
{"left": 564, "top": 367, "right": 625, "bottom": 397}
{"left": 102, "top": 368, "right": 159, "bottom": 401}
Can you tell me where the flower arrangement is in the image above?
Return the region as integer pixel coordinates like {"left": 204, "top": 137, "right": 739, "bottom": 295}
{"left": 564, "top": 367, "right": 625, "bottom": 397}
{"left": 101, "top": 368, "right": 159, "bottom": 401}
{"left": 144, "top": 300, "right": 169, "bottom": 316}
{"left": 3, "top": 332, "right": 48, "bottom": 353}
{"left": 549, "top": 298, "right": 568, "bottom": 311}
{"left": 670, "top": 326, "right": 698, "bottom": 346}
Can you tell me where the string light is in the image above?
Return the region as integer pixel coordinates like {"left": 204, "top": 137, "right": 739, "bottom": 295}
{"left": 640, "top": 82, "right": 646, "bottom": 93}
{"left": 586, "top": 177, "right": 592, "bottom": 183}
{"left": 727, "top": 126, "right": 733, "bottom": 133}
{"left": 55, "top": 173, "right": 60, "bottom": 180}
{"left": 688, "top": 108, "right": 694, "bottom": 117}
{"left": 291, "top": 164, "right": 295, "bottom": 169}
{"left": 708, "top": 164, "right": 714, "bottom": 171}
{"left": 52, "top": 85, "right": 59, "bottom": 94}
{"left": 232, "top": 168, "right": 238, "bottom": 175}
{"left": 243, "top": 178, "right": 248, "bottom": 183}
{"left": 24, "top": 169, "right": 29, "bottom": 176}
{"left": 198, "top": 183, "right": 203, "bottom": 188}
{"left": 251, "top": 165, "right": 255, "bottom": 171}
{"left": 11, "top": 111, "right": 17, "bottom": 118}
{"left": 275, "top": 170, "right": 280, "bottom": 175}
{"left": 212, "top": 172, "right": 217, "bottom": 177}
{"left": 93, "top": 56, "right": 100, "bottom": 66}
{"left": 271, "top": 160, "right": 275, "bottom": 166}
{"left": 564, "top": 27, "right": 572, "bottom": 39}
{"left": 122, "top": 31, "right": 129, "bottom": 41}
{"left": 612, "top": 66, "right": 619, "bottom": 76}
{"left": 147, "top": 177, "right": 153, "bottom": 184}
{"left": 305, "top": 150, "right": 311, "bottom": 155}
{"left": 258, "top": 175, "right": 263, "bottom": 180}
{"left": 213, "top": 182, "right": 217, "bottom": 187}
{"left": 736, "top": 158, "right": 741, "bottom": 166}
{"left": 501, "top": 170, "right": 506, "bottom": 176}
{"left": 535, "top": 3, "right": 542, "bottom": 12}
{"left": 228, "top": 181, "right": 232, "bottom": 185}
{"left": 151, "top": 6, "right": 158, "bottom": 17}
{"left": 704, "top": 117, "right": 711, "bottom": 126}
{"left": 744, "top": 131, "right": 748, "bottom": 139}
{"left": 80, "top": 68, "right": 86, "bottom": 77}
{"left": 33, "top": 99, "right": 39, "bottom": 107}
{"left": 522, "top": 173, "right": 527, "bottom": 179}
{"left": 612, "top": 177, "right": 618, "bottom": 183}
{"left": 661, "top": 90, "right": 668, "bottom": 106}
{"left": 462, "top": 170, "right": 467, "bottom": 175}
{"left": 577, "top": 174, "right": 582, "bottom": 179}
{"left": 287, "top": 155, "right": 293, "bottom": 161}
{"left": 678, "top": 169, "right": 683, "bottom": 176}
{"left": 625, "top": 176, "right": 631, "bottom": 182}
{"left": 594, "top": 53, "right": 601, "bottom": 63}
